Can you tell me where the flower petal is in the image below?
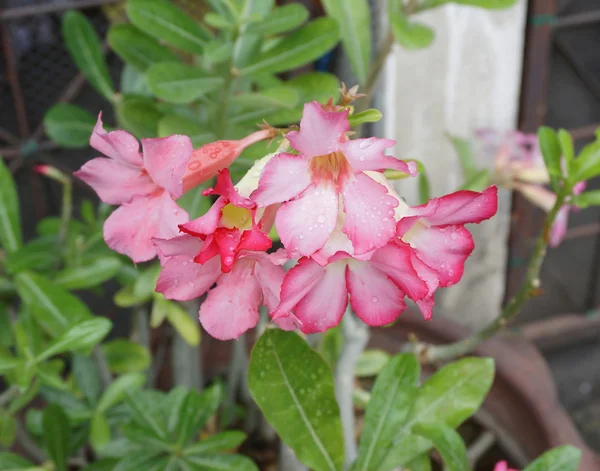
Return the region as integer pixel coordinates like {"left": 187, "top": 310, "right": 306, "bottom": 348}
{"left": 250, "top": 153, "right": 311, "bottom": 207}
{"left": 549, "top": 205, "right": 570, "bottom": 248}
{"left": 276, "top": 184, "right": 338, "bottom": 257}
{"left": 156, "top": 253, "right": 220, "bottom": 301}
{"left": 103, "top": 192, "right": 189, "bottom": 263}
{"left": 89, "top": 113, "right": 142, "bottom": 166}
{"left": 204, "top": 169, "right": 255, "bottom": 209}
{"left": 342, "top": 173, "right": 398, "bottom": 254}
{"left": 213, "top": 227, "right": 242, "bottom": 272}
{"left": 199, "top": 259, "right": 262, "bottom": 340}
{"left": 74, "top": 157, "right": 156, "bottom": 205}
{"left": 347, "top": 260, "right": 406, "bottom": 326}
{"left": 408, "top": 253, "right": 439, "bottom": 320}
{"left": 248, "top": 252, "right": 286, "bottom": 312}
{"left": 153, "top": 234, "right": 202, "bottom": 265}
{"left": 341, "top": 137, "right": 416, "bottom": 175}
{"left": 271, "top": 258, "right": 324, "bottom": 318}
{"left": 287, "top": 101, "right": 350, "bottom": 157}
{"left": 236, "top": 227, "right": 272, "bottom": 253}
{"left": 179, "top": 197, "right": 228, "bottom": 237}
{"left": 142, "top": 135, "right": 192, "bottom": 198}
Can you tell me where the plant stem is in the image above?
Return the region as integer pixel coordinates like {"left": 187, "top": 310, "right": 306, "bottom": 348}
{"left": 0, "top": 385, "right": 19, "bottom": 407}
{"left": 58, "top": 178, "right": 72, "bottom": 248}
{"left": 172, "top": 300, "right": 203, "bottom": 390}
{"left": 335, "top": 308, "right": 369, "bottom": 468}
{"left": 15, "top": 419, "right": 45, "bottom": 463}
{"left": 361, "top": 31, "right": 395, "bottom": 111}
{"left": 418, "top": 190, "right": 568, "bottom": 363}
{"left": 224, "top": 333, "right": 249, "bottom": 425}
{"left": 92, "top": 345, "right": 112, "bottom": 388}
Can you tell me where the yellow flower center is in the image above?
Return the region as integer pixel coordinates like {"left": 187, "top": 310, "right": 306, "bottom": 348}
{"left": 221, "top": 204, "right": 252, "bottom": 230}
{"left": 309, "top": 151, "right": 352, "bottom": 187}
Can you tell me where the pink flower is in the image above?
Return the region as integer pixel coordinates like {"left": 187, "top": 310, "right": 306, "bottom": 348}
{"left": 251, "top": 101, "right": 417, "bottom": 259}
{"left": 493, "top": 460, "right": 519, "bottom": 471}
{"left": 155, "top": 169, "right": 285, "bottom": 340}
{"left": 75, "top": 114, "right": 192, "bottom": 262}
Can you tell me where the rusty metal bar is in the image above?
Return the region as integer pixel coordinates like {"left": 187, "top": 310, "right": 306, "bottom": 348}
{"left": 564, "top": 222, "right": 600, "bottom": 241}
{"left": 555, "top": 34, "right": 600, "bottom": 102}
{"left": 0, "top": 0, "right": 120, "bottom": 21}
{"left": 569, "top": 123, "right": 600, "bottom": 141}
{"left": 555, "top": 10, "right": 600, "bottom": 30}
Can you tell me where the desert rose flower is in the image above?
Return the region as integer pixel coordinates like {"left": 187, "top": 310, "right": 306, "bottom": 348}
{"left": 154, "top": 169, "right": 285, "bottom": 340}
{"left": 251, "top": 101, "right": 417, "bottom": 259}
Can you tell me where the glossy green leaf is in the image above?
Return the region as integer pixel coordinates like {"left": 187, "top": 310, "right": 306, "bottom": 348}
{"left": 44, "top": 104, "right": 96, "bottom": 148}
{"left": 0, "top": 452, "right": 35, "bottom": 470}
{"left": 204, "top": 39, "right": 233, "bottom": 64}
{"left": 538, "top": 127, "right": 562, "bottom": 188}
{"left": 459, "top": 169, "right": 490, "bottom": 192}
{"left": 116, "top": 96, "right": 162, "bottom": 139}
{"left": 158, "top": 115, "right": 215, "bottom": 148}
{"left": 404, "top": 454, "right": 432, "bottom": 471}
{"left": 173, "top": 383, "right": 222, "bottom": 447}
{"left": 55, "top": 257, "right": 121, "bottom": 290}
{"left": 62, "top": 11, "right": 114, "bottom": 100}
{"left": 102, "top": 339, "right": 151, "bottom": 374}
{"left": 572, "top": 190, "right": 600, "bottom": 209}
{"left": 522, "top": 445, "right": 581, "bottom": 471}
{"left": 90, "top": 411, "right": 111, "bottom": 453}
{"left": 108, "top": 24, "right": 178, "bottom": 71}
{"left": 380, "top": 357, "right": 495, "bottom": 470}
{"left": 558, "top": 129, "right": 574, "bottom": 172}
{"left": 348, "top": 109, "right": 383, "bottom": 127}
{"left": 231, "top": 0, "right": 274, "bottom": 68}
{"left": 120, "top": 64, "right": 152, "bottom": 96}
{"left": 418, "top": 170, "right": 431, "bottom": 205}
{"left": 232, "top": 86, "right": 299, "bottom": 109}
{"left": 321, "top": 0, "right": 370, "bottom": 84}
{"left": 83, "top": 458, "right": 119, "bottom": 471}
{"left": 97, "top": 373, "right": 146, "bottom": 413}
{"left": 204, "top": 12, "right": 235, "bottom": 30}
{"left": 421, "top": 0, "right": 517, "bottom": 9}
{"left": 0, "top": 410, "right": 16, "bottom": 448}
{"left": 146, "top": 62, "right": 224, "bottom": 104}
{"left": 246, "top": 4, "right": 309, "bottom": 35}
{"left": 38, "top": 362, "right": 69, "bottom": 391}
{"left": 0, "top": 349, "right": 20, "bottom": 373}
{"left": 414, "top": 422, "right": 470, "bottom": 471}
{"left": 354, "top": 354, "right": 419, "bottom": 471}
{"left": 572, "top": 139, "right": 600, "bottom": 183}
{"left": 183, "top": 431, "right": 246, "bottom": 456}
{"left": 354, "top": 349, "right": 390, "bottom": 378}
{"left": 125, "top": 391, "right": 167, "bottom": 440}
{"left": 154, "top": 297, "right": 200, "bottom": 346}
{"left": 127, "top": 0, "right": 211, "bottom": 54}
{"left": 183, "top": 454, "right": 258, "bottom": 471}
{"left": 4, "top": 237, "right": 58, "bottom": 274}
{"left": 239, "top": 18, "right": 340, "bottom": 76}
{"left": 37, "top": 318, "right": 112, "bottom": 362}
{"left": 319, "top": 324, "right": 343, "bottom": 370}
{"left": 0, "top": 159, "right": 22, "bottom": 252}
{"left": 15, "top": 272, "right": 91, "bottom": 337}
{"left": 389, "top": 2, "right": 434, "bottom": 50}
{"left": 73, "top": 355, "right": 102, "bottom": 406}
{"left": 43, "top": 404, "right": 71, "bottom": 471}
{"left": 249, "top": 329, "right": 343, "bottom": 471}
{"left": 111, "top": 449, "right": 164, "bottom": 471}
{"left": 447, "top": 133, "right": 477, "bottom": 179}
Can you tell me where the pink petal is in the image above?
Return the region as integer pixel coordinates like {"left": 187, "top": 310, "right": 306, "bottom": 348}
{"left": 408, "top": 225, "right": 474, "bottom": 288}
{"left": 347, "top": 260, "right": 406, "bottom": 326}
{"left": 250, "top": 153, "right": 311, "bottom": 207}
{"left": 193, "top": 234, "right": 220, "bottom": 264}
{"left": 408, "top": 253, "right": 439, "bottom": 320}
{"left": 180, "top": 197, "right": 228, "bottom": 237}
{"left": 549, "top": 205, "right": 570, "bottom": 248}
{"left": 142, "top": 135, "right": 192, "bottom": 198}
{"left": 236, "top": 227, "right": 272, "bottom": 253}
{"left": 369, "top": 242, "right": 429, "bottom": 300}
{"left": 204, "top": 169, "right": 255, "bottom": 209}
{"left": 156, "top": 253, "right": 220, "bottom": 301}
{"left": 153, "top": 234, "right": 203, "bottom": 265}
{"left": 514, "top": 183, "right": 555, "bottom": 212}
{"left": 311, "top": 227, "right": 354, "bottom": 266}
{"left": 199, "top": 259, "right": 262, "bottom": 340}
{"left": 287, "top": 101, "right": 350, "bottom": 157}
{"left": 341, "top": 138, "right": 416, "bottom": 175}
{"left": 293, "top": 260, "right": 348, "bottom": 334}
{"left": 247, "top": 252, "right": 286, "bottom": 312}
{"left": 493, "top": 461, "right": 519, "bottom": 471}
{"left": 276, "top": 184, "right": 338, "bottom": 257}
{"left": 89, "top": 113, "right": 142, "bottom": 166}
{"left": 103, "top": 192, "right": 189, "bottom": 263}
{"left": 74, "top": 157, "right": 156, "bottom": 205}
{"left": 272, "top": 258, "right": 325, "bottom": 318}
{"left": 214, "top": 227, "right": 242, "bottom": 272}
{"left": 342, "top": 173, "right": 398, "bottom": 255}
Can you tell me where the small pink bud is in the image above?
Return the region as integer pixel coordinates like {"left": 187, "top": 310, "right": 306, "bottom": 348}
{"left": 34, "top": 164, "right": 70, "bottom": 185}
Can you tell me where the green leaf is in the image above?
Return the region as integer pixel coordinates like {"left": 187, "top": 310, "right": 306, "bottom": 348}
{"left": 0, "top": 452, "right": 35, "bottom": 470}
{"left": 0, "top": 410, "right": 16, "bottom": 448}
{"left": 102, "top": 339, "right": 151, "bottom": 374}
{"left": 403, "top": 455, "right": 432, "bottom": 471}
{"left": 572, "top": 139, "right": 600, "bottom": 183}
{"left": 159, "top": 297, "right": 201, "bottom": 346}
{"left": 116, "top": 96, "right": 162, "bottom": 139}
{"left": 354, "top": 349, "right": 390, "bottom": 378}
{"left": 5, "top": 237, "right": 59, "bottom": 274}
{"left": 348, "top": 109, "right": 383, "bottom": 127}
{"left": 183, "top": 431, "right": 246, "bottom": 456}
{"left": 230, "top": 0, "right": 274, "bottom": 69}
{"left": 558, "top": 129, "right": 574, "bottom": 173}
{"left": 146, "top": 62, "right": 224, "bottom": 104}
{"left": 246, "top": 4, "right": 309, "bottom": 35}
{"left": 183, "top": 454, "right": 258, "bottom": 471}
{"left": 413, "top": 422, "right": 470, "bottom": 471}
{"left": 55, "top": 257, "right": 121, "bottom": 290}
{"left": 204, "top": 12, "right": 235, "bottom": 30}
{"left": 0, "top": 159, "right": 22, "bottom": 252}
{"left": 15, "top": 272, "right": 91, "bottom": 337}
{"left": 44, "top": 104, "right": 96, "bottom": 148}
{"left": 37, "top": 318, "right": 112, "bottom": 362}
{"left": 38, "top": 361, "right": 69, "bottom": 390}
{"left": 0, "top": 349, "right": 19, "bottom": 373}
{"left": 83, "top": 458, "right": 119, "bottom": 471}
{"left": 127, "top": 0, "right": 211, "bottom": 54}
{"left": 173, "top": 383, "right": 222, "bottom": 447}
{"left": 204, "top": 39, "right": 233, "bottom": 64}
{"left": 158, "top": 115, "right": 215, "bottom": 148}
{"left": 112, "top": 449, "right": 164, "bottom": 471}
{"left": 319, "top": 324, "right": 343, "bottom": 370}
{"left": 537, "top": 127, "right": 562, "bottom": 189}
{"left": 354, "top": 354, "right": 419, "bottom": 471}
{"left": 572, "top": 190, "right": 600, "bottom": 209}
{"left": 90, "top": 411, "right": 111, "bottom": 453}
{"left": 418, "top": 170, "right": 430, "bottom": 205}
{"left": 232, "top": 86, "right": 299, "bottom": 109}
{"left": 72, "top": 355, "right": 102, "bottom": 406}
{"left": 421, "top": 0, "right": 517, "bottom": 9}
{"left": 125, "top": 391, "right": 167, "bottom": 439}
{"left": 321, "top": 0, "right": 370, "bottom": 84}
{"left": 43, "top": 404, "right": 71, "bottom": 471}
{"left": 249, "top": 330, "right": 344, "bottom": 471}
{"left": 459, "top": 169, "right": 490, "bottom": 192}
{"left": 108, "top": 24, "right": 178, "bottom": 71}
{"left": 447, "top": 134, "right": 477, "bottom": 179}
{"left": 239, "top": 18, "right": 340, "bottom": 76}
{"left": 97, "top": 373, "right": 146, "bottom": 413}
{"left": 522, "top": 445, "right": 581, "bottom": 471}
{"left": 389, "top": 2, "right": 434, "bottom": 50}
{"left": 62, "top": 11, "right": 114, "bottom": 100}
{"left": 121, "top": 65, "right": 152, "bottom": 97}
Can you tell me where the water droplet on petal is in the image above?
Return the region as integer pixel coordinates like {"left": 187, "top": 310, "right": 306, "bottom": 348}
{"left": 359, "top": 140, "right": 371, "bottom": 149}
{"left": 188, "top": 161, "right": 201, "bottom": 171}
{"left": 371, "top": 296, "right": 378, "bottom": 303}
{"left": 317, "top": 215, "right": 326, "bottom": 224}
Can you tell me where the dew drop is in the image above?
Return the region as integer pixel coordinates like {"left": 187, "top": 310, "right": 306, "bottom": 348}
{"left": 308, "top": 226, "right": 314, "bottom": 231}
{"left": 450, "top": 232, "right": 458, "bottom": 240}
{"left": 359, "top": 140, "right": 371, "bottom": 149}
{"left": 188, "top": 161, "right": 201, "bottom": 171}
{"left": 188, "top": 281, "right": 195, "bottom": 288}
{"left": 371, "top": 296, "right": 378, "bottom": 303}
{"left": 299, "top": 234, "right": 304, "bottom": 240}
{"left": 317, "top": 215, "right": 326, "bottom": 224}
{"left": 359, "top": 155, "right": 365, "bottom": 162}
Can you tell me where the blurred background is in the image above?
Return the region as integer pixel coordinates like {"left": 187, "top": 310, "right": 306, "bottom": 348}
{"left": 1, "top": 0, "right": 599, "bottom": 461}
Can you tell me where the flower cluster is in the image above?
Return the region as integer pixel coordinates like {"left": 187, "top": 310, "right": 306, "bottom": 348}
{"left": 77, "top": 102, "right": 498, "bottom": 340}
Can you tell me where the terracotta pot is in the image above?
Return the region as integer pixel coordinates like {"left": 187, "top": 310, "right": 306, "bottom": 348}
{"left": 371, "top": 311, "right": 600, "bottom": 470}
